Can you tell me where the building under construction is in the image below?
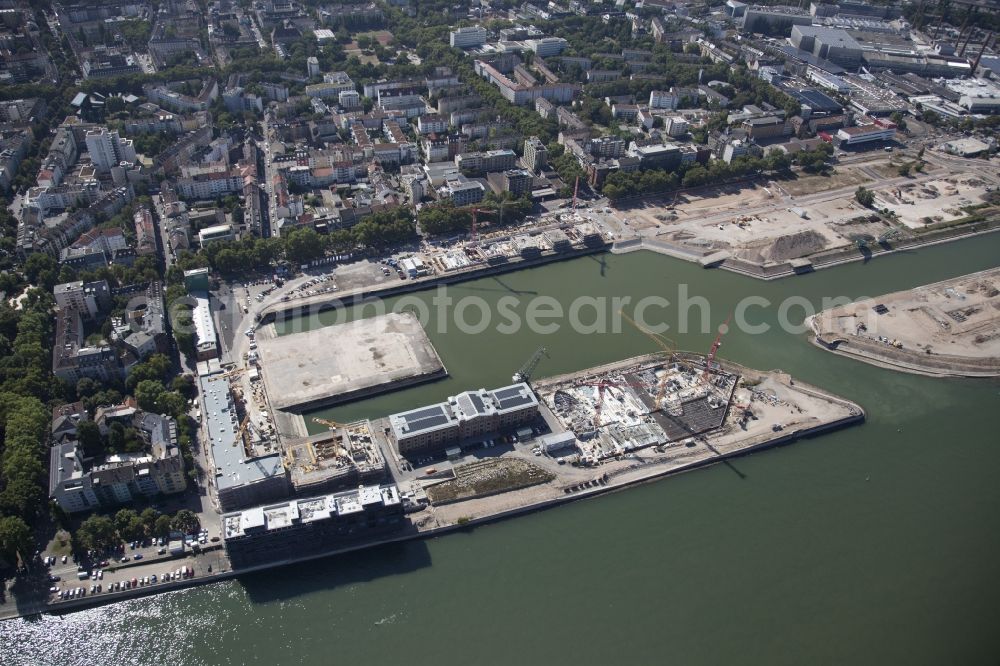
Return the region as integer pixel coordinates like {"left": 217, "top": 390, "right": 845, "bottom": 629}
{"left": 283, "top": 420, "right": 388, "bottom": 496}
{"left": 537, "top": 354, "right": 741, "bottom": 465}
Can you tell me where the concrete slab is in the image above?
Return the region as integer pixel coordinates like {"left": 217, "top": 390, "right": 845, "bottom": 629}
{"left": 256, "top": 312, "right": 446, "bottom": 412}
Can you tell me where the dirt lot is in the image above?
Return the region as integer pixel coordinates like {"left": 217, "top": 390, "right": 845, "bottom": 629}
{"left": 874, "top": 174, "right": 993, "bottom": 228}
{"left": 778, "top": 167, "right": 872, "bottom": 196}
{"left": 813, "top": 267, "right": 1000, "bottom": 359}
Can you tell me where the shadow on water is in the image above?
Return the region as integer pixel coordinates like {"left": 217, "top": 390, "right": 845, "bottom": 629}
{"left": 455, "top": 276, "right": 538, "bottom": 296}
{"left": 589, "top": 253, "right": 609, "bottom": 277}
{"left": 237, "top": 537, "right": 432, "bottom": 605}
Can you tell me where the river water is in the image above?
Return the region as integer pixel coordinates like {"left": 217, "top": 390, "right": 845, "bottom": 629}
{"left": 3, "top": 238, "right": 999, "bottom": 665}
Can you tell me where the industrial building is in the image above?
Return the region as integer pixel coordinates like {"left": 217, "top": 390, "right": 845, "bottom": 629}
{"left": 222, "top": 484, "right": 406, "bottom": 568}
{"left": 389, "top": 383, "right": 540, "bottom": 455}
{"left": 790, "top": 26, "right": 863, "bottom": 68}
{"left": 836, "top": 120, "right": 895, "bottom": 146}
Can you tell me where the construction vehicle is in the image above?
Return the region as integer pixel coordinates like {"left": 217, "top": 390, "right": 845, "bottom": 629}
{"left": 513, "top": 346, "right": 548, "bottom": 383}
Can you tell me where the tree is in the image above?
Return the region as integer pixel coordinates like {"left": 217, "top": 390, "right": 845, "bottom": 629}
{"left": 114, "top": 508, "right": 139, "bottom": 537}
{"left": 140, "top": 508, "right": 160, "bottom": 532}
{"left": 171, "top": 509, "right": 200, "bottom": 535}
{"left": 76, "top": 514, "right": 118, "bottom": 551}
{"left": 897, "top": 162, "right": 911, "bottom": 177}
{"left": 0, "top": 515, "right": 32, "bottom": 564}
{"left": 154, "top": 515, "right": 173, "bottom": 538}
{"left": 134, "top": 379, "right": 166, "bottom": 412}
{"left": 855, "top": 186, "right": 875, "bottom": 207}
{"left": 283, "top": 227, "right": 326, "bottom": 264}
{"left": 76, "top": 420, "right": 105, "bottom": 458}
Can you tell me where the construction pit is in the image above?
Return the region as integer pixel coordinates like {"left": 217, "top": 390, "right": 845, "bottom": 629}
{"left": 810, "top": 267, "right": 1000, "bottom": 377}
{"left": 254, "top": 312, "right": 446, "bottom": 413}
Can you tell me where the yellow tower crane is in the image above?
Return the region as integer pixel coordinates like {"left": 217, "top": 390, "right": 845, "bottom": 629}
{"left": 619, "top": 310, "right": 677, "bottom": 411}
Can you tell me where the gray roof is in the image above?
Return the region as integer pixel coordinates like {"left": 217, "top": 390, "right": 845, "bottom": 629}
{"left": 200, "top": 374, "right": 283, "bottom": 490}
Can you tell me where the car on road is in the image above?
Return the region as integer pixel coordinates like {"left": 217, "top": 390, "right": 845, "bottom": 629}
{"left": 134, "top": 553, "right": 143, "bottom": 560}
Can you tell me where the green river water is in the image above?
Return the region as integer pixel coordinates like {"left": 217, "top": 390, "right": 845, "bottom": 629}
{"left": 2, "top": 238, "right": 999, "bottom": 665}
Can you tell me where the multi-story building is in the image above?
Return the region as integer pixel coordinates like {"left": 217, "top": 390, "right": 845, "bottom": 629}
{"left": 390, "top": 383, "right": 539, "bottom": 455}
{"left": 49, "top": 412, "right": 185, "bottom": 513}
{"left": 589, "top": 136, "right": 627, "bottom": 159}
{"left": 665, "top": 116, "right": 689, "bottom": 137}
{"left": 475, "top": 60, "right": 579, "bottom": 106}
{"left": 86, "top": 127, "right": 135, "bottom": 173}
{"left": 649, "top": 89, "right": 679, "bottom": 110}
{"left": 201, "top": 373, "right": 289, "bottom": 511}
{"left": 176, "top": 170, "right": 244, "bottom": 199}
{"left": 417, "top": 114, "right": 449, "bottom": 135}
{"left": 524, "top": 37, "right": 568, "bottom": 57}
{"left": 53, "top": 279, "right": 111, "bottom": 319}
{"left": 455, "top": 149, "right": 517, "bottom": 174}
{"left": 501, "top": 169, "right": 533, "bottom": 197}
{"left": 523, "top": 136, "right": 548, "bottom": 173}
{"left": 437, "top": 174, "right": 485, "bottom": 205}
{"left": 221, "top": 484, "right": 406, "bottom": 568}
{"left": 450, "top": 25, "right": 490, "bottom": 48}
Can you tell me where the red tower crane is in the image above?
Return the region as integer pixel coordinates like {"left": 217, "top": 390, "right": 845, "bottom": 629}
{"left": 701, "top": 314, "right": 732, "bottom": 384}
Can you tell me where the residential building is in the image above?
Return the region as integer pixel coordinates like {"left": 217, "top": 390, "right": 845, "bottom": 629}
{"left": 649, "top": 89, "right": 679, "bottom": 110}
{"left": 455, "top": 149, "right": 517, "bottom": 174}
{"left": 665, "top": 116, "right": 689, "bottom": 137}
{"left": 49, "top": 412, "right": 186, "bottom": 513}
{"left": 201, "top": 373, "right": 289, "bottom": 511}
{"left": 437, "top": 173, "right": 485, "bottom": 205}
{"left": 450, "top": 26, "right": 490, "bottom": 48}
{"left": 502, "top": 169, "right": 533, "bottom": 196}
{"left": 221, "top": 484, "right": 405, "bottom": 568}
{"left": 54, "top": 279, "right": 111, "bottom": 319}
{"left": 523, "top": 136, "right": 548, "bottom": 173}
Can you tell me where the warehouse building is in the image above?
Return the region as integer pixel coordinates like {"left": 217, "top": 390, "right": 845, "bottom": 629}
{"left": 389, "top": 383, "right": 540, "bottom": 455}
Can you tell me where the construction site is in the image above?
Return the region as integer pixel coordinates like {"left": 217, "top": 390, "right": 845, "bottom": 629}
{"left": 282, "top": 419, "right": 388, "bottom": 496}
{"left": 611, "top": 155, "right": 1000, "bottom": 273}
{"left": 810, "top": 267, "right": 1000, "bottom": 377}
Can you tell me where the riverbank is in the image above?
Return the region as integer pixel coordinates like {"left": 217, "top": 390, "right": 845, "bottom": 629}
{"left": 612, "top": 218, "right": 1000, "bottom": 281}
{"left": 807, "top": 267, "right": 1000, "bottom": 378}
{"left": 258, "top": 242, "right": 609, "bottom": 324}
{"left": 32, "top": 356, "right": 863, "bottom": 620}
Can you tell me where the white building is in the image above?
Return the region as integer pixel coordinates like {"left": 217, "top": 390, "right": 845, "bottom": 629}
{"left": 836, "top": 123, "right": 895, "bottom": 145}
{"left": 306, "top": 56, "right": 320, "bottom": 78}
{"left": 665, "top": 116, "right": 689, "bottom": 137}
{"left": 338, "top": 89, "right": 360, "bottom": 108}
{"left": 524, "top": 37, "right": 568, "bottom": 57}
{"left": 450, "top": 26, "right": 490, "bottom": 48}
{"left": 85, "top": 128, "right": 136, "bottom": 172}
{"left": 438, "top": 173, "right": 485, "bottom": 205}
{"left": 54, "top": 280, "right": 111, "bottom": 319}
{"left": 649, "top": 90, "right": 679, "bottom": 110}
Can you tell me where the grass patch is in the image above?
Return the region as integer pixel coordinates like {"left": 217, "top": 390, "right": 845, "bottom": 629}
{"left": 427, "top": 458, "right": 555, "bottom": 504}
{"left": 48, "top": 530, "right": 73, "bottom": 557}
